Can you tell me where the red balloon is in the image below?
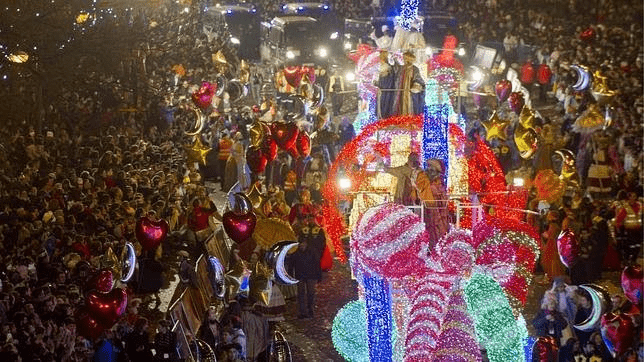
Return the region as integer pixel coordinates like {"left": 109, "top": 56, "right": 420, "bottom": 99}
{"left": 495, "top": 79, "right": 512, "bottom": 103}
{"left": 557, "top": 229, "right": 580, "bottom": 268}
{"left": 222, "top": 211, "right": 257, "bottom": 244}
{"left": 90, "top": 269, "right": 114, "bottom": 294}
{"left": 520, "top": 61, "right": 536, "bottom": 85}
{"left": 135, "top": 217, "right": 169, "bottom": 252}
{"left": 508, "top": 92, "right": 525, "bottom": 115}
{"left": 75, "top": 308, "right": 105, "bottom": 340}
{"left": 533, "top": 336, "right": 559, "bottom": 362}
{"left": 296, "top": 131, "right": 311, "bottom": 157}
{"left": 601, "top": 312, "right": 635, "bottom": 358}
{"left": 86, "top": 288, "right": 128, "bottom": 327}
{"left": 537, "top": 64, "right": 552, "bottom": 85}
{"left": 246, "top": 146, "right": 268, "bottom": 174}
{"left": 191, "top": 81, "right": 216, "bottom": 111}
{"left": 283, "top": 66, "right": 301, "bottom": 88}
{"left": 260, "top": 136, "right": 278, "bottom": 162}
{"left": 580, "top": 27, "right": 596, "bottom": 42}
{"left": 621, "top": 265, "right": 643, "bottom": 305}
{"left": 271, "top": 121, "right": 299, "bottom": 150}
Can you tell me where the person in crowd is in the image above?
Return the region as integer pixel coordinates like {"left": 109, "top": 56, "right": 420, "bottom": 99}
{"left": 532, "top": 291, "right": 570, "bottom": 347}
{"left": 154, "top": 319, "right": 178, "bottom": 362}
{"left": 290, "top": 224, "right": 325, "bottom": 319}
{"left": 336, "top": 116, "right": 356, "bottom": 154}
{"left": 288, "top": 188, "right": 321, "bottom": 229}
{"left": 197, "top": 307, "right": 223, "bottom": 355}
{"left": 393, "top": 50, "right": 425, "bottom": 116}
{"left": 125, "top": 317, "right": 154, "bottom": 362}
{"left": 220, "top": 316, "right": 247, "bottom": 362}
{"left": 573, "top": 288, "right": 596, "bottom": 348}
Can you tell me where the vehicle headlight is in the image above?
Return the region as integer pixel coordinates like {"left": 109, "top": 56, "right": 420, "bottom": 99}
{"left": 345, "top": 71, "right": 355, "bottom": 82}
{"left": 338, "top": 177, "right": 351, "bottom": 190}
{"left": 330, "top": 32, "right": 339, "bottom": 40}
{"left": 318, "top": 47, "right": 328, "bottom": 58}
{"left": 286, "top": 50, "right": 296, "bottom": 59}
{"left": 344, "top": 41, "right": 352, "bottom": 50}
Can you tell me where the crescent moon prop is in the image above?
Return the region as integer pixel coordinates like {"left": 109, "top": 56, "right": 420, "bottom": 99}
{"left": 554, "top": 149, "right": 578, "bottom": 181}
{"left": 215, "top": 75, "right": 227, "bottom": 97}
{"left": 185, "top": 108, "right": 206, "bottom": 136}
{"left": 266, "top": 241, "right": 299, "bottom": 285}
{"left": 571, "top": 65, "right": 591, "bottom": 92}
{"left": 207, "top": 256, "right": 226, "bottom": 299}
{"left": 287, "top": 94, "right": 307, "bottom": 119}
{"left": 120, "top": 242, "right": 136, "bottom": 283}
{"left": 575, "top": 284, "right": 611, "bottom": 332}
{"left": 310, "top": 84, "right": 325, "bottom": 110}
{"left": 267, "top": 330, "right": 293, "bottom": 362}
{"left": 226, "top": 80, "right": 248, "bottom": 104}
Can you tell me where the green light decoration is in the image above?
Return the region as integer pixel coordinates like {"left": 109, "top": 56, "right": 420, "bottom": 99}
{"left": 332, "top": 300, "right": 398, "bottom": 362}
{"left": 464, "top": 273, "right": 525, "bottom": 362}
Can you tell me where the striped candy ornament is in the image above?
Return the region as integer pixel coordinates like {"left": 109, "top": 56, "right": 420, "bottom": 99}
{"left": 404, "top": 273, "right": 455, "bottom": 362}
{"left": 432, "top": 290, "right": 482, "bottom": 362}
{"left": 352, "top": 203, "right": 428, "bottom": 278}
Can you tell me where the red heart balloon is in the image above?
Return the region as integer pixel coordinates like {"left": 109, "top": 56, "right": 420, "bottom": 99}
{"left": 557, "top": 229, "right": 580, "bottom": 268}
{"left": 246, "top": 146, "right": 268, "bottom": 174}
{"left": 191, "top": 81, "right": 216, "bottom": 111}
{"left": 260, "top": 135, "right": 278, "bottom": 162}
{"left": 86, "top": 288, "right": 128, "bottom": 327}
{"left": 532, "top": 336, "right": 558, "bottom": 362}
{"left": 495, "top": 79, "right": 512, "bottom": 103}
{"left": 601, "top": 312, "right": 635, "bottom": 358}
{"left": 90, "top": 268, "right": 115, "bottom": 294}
{"left": 135, "top": 217, "right": 169, "bottom": 252}
{"left": 621, "top": 265, "right": 643, "bottom": 305}
{"left": 296, "top": 131, "right": 311, "bottom": 157}
{"left": 283, "top": 66, "right": 301, "bottom": 88}
{"left": 271, "top": 121, "right": 299, "bottom": 150}
{"left": 508, "top": 92, "right": 525, "bottom": 115}
{"left": 75, "top": 308, "right": 105, "bottom": 340}
{"left": 222, "top": 211, "right": 257, "bottom": 244}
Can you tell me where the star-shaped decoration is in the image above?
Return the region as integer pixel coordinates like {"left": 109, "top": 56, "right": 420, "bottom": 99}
{"left": 246, "top": 183, "right": 267, "bottom": 213}
{"left": 225, "top": 260, "right": 252, "bottom": 299}
{"left": 185, "top": 137, "right": 211, "bottom": 165}
{"left": 481, "top": 111, "right": 509, "bottom": 141}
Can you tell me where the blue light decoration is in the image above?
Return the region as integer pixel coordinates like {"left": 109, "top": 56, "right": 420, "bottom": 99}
{"left": 332, "top": 299, "right": 398, "bottom": 362}
{"left": 423, "top": 78, "right": 450, "bottom": 185}
{"left": 523, "top": 336, "right": 536, "bottom": 362}
{"left": 463, "top": 273, "right": 525, "bottom": 362}
{"left": 399, "top": 0, "right": 419, "bottom": 31}
{"left": 353, "top": 88, "right": 378, "bottom": 135}
{"left": 363, "top": 275, "right": 393, "bottom": 362}
{"left": 332, "top": 300, "right": 370, "bottom": 362}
